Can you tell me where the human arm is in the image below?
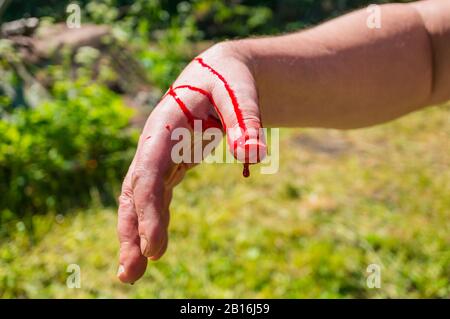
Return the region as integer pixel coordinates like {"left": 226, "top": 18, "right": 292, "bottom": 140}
{"left": 117, "top": 0, "right": 450, "bottom": 283}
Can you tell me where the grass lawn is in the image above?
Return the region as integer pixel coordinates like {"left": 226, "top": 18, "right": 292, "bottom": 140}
{"left": 1, "top": 104, "right": 449, "bottom": 298}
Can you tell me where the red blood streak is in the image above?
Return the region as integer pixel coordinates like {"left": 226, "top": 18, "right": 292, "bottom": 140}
{"left": 161, "top": 58, "right": 258, "bottom": 178}
{"left": 172, "top": 85, "right": 226, "bottom": 130}
{"left": 167, "top": 85, "right": 222, "bottom": 130}
{"left": 195, "top": 57, "right": 247, "bottom": 134}
{"left": 242, "top": 163, "right": 250, "bottom": 178}
{"left": 203, "top": 116, "right": 222, "bottom": 130}
{"left": 165, "top": 124, "right": 171, "bottom": 131}
{"left": 167, "top": 86, "right": 195, "bottom": 128}
{"left": 256, "top": 129, "right": 260, "bottom": 162}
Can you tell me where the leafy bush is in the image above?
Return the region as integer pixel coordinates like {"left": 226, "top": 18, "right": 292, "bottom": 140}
{"left": 3, "top": 0, "right": 417, "bottom": 39}
{"left": 0, "top": 79, "right": 138, "bottom": 218}
{"left": 136, "top": 17, "right": 197, "bottom": 89}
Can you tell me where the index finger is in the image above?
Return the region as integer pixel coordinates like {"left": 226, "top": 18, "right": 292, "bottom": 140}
{"left": 117, "top": 159, "right": 147, "bottom": 283}
{"left": 131, "top": 97, "right": 190, "bottom": 258}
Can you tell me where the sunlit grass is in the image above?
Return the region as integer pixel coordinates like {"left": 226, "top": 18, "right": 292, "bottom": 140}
{"left": 0, "top": 104, "right": 449, "bottom": 298}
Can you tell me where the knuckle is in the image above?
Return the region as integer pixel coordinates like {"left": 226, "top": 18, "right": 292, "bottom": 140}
{"left": 206, "top": 41, "right": 235, "bottom": 58}
{"left": 132, "top": 168, "right": 163, "bottom": 194}
{"left": 118, "top": 188, "right": 134, "bottom": 206}
{"left": 130, "top": 168, "right": 147, "bottom": 189}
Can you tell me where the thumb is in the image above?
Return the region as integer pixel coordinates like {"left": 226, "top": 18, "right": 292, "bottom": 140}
{"left": 194, "top": 56, "right": 267, "bottom": 164}
{"left": 227, "top": 119, "right": 266, "bottom": 164}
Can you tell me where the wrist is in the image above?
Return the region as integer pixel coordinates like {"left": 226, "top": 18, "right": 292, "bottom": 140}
{"left": 224, "top": 39, "right": 258, "bottom": 77}
{"left": 202, "top": 40, "right": 257, "bottom": 76}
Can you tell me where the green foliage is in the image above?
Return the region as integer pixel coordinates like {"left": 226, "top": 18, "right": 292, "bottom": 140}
{"left": 0, "top": 0, "right": 447, "bottom": 299}
{"left": 0, "top": 106, "right": 448, "bottom": 298}
{"left": 191, "top": 0, "right": 272, "bottom": 38}
{"left": 0, "top": 40, "right": 24, "bottom": 109}
{"left": 3, "top": 0, "right": 417, "bottom": 38}
{"left": 0, "top": 79, "right": 137, "bottom": 219}
{"left": 136, "top": 19, "right": 197, "bottom": 88}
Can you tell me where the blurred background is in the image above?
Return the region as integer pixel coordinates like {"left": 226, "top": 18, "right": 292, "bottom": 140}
{"left": 0, "top": 0, "right": 448, "bottom": 298}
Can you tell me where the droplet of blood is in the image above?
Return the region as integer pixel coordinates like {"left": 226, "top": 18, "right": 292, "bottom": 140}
{"left": 242, "top": 163, "right": 250, "bottom": 178}
{"left": 165, "top": 124, "right": 171, "bottom": 131}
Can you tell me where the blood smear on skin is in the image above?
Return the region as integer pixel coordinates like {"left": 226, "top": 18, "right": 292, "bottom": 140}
{"left": 163, "top": 58, "right": 258, "bottom": 178}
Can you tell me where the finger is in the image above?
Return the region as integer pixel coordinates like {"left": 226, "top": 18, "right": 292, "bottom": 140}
{"left": 133, "top": 133, "right": 170, "bottom": 258}
{"left": 194, "top": 56, "right": 267, "bottom": 164}
{"left": 149, "top": 234, "right": 168, "bottom": 261}
{"left": 117, "top": 162, "right": 147, "bottom": 283}
{"left": 132, "top": 100, "right": 186, "bottom": 258}
{"left": 149, "top": 189, "right": 171, "bottom": 261}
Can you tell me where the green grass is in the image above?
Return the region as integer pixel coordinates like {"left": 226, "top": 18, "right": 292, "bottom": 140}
{"left": 1, "top": 104, "right": 449, "bottom": 298}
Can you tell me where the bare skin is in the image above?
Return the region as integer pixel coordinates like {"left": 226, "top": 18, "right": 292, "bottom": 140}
{"left": 117, "top": 0, "right": 450, "bottom": 283}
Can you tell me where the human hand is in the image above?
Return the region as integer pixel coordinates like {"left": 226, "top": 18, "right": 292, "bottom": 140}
{"left": 117, "top": 42, "right": 267, "bottom": 283}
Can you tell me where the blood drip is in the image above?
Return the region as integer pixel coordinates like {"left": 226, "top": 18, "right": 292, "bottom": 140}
{"left": 242, "top": 163, "right": 250, "bottom": 178}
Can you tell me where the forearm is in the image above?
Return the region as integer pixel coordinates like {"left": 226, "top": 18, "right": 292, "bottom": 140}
{"left": 232, "top": 0, "right": 450, "bottom": 128}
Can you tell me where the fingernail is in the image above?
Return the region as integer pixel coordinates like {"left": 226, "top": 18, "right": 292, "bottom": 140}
{"left": 244, "top": 138, "right": 267, "bottom": 163}
{"left": 140, "top": 236, "right": 148, "bottom": 256}
{"left": 117, "top": 264, "right": 125, "bottom": 277}
{"left": 227, "top": 125, "right": 267, "bottom": 163}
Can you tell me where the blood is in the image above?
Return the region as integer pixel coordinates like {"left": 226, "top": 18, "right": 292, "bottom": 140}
{"left": 195, "top": 58, "right": 246, "bottom": 133}
{"left": 167, "top": 86, "right": 195, "bottom": 128}
{"left": 167, "top": 85, "right": 222, "bottom": 130}
{"left": 162, "top": 57, "right": 256, "bottom": 178}
{"left": 165, "top": 124, "right": 171, "bottom": 132}
{"left": 242, "top": 163, "right": 250, "bottom": 178}
{"left": 172, "top": 85, "right": 226, "bottom": 130}
{"left": 195, "top": 58, "right": 255, "bottom": 177}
